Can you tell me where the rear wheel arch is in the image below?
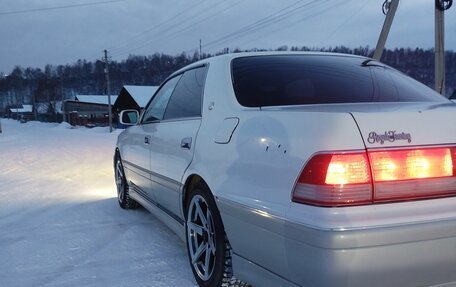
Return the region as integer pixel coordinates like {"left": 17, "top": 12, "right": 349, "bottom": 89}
{"left": 182, "top": 174, "right": 206, "bottom": 218}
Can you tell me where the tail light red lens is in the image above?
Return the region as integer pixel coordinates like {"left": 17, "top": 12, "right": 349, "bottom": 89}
{"left": 293, "top": 152, "right": 372, "bottom": 207}
{"left": 370, "top": 148, "right": 453, "bottom": 181}
{"left": 373, "top": 147, "right": 456, "bottom": 203}
{"left": 325, "top": 153, "right": 371, "bottom": 184}
{"left": 293, "top": 147, "right": 456, "bottom": 207}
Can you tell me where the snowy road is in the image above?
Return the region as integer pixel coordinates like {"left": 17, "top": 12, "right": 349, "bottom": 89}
{"left": 0, "top": 119, "right": 197, "bottom": 287}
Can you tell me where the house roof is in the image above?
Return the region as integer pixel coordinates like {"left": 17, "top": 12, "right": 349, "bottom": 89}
{"left": 10, "top": 104, "right": 33, "bottom": 113}
{"left": 123, "top": 85, "right": 158, "bottom": 107}
{"left": 75, "top": 95, "right": 118, "bottom": 105}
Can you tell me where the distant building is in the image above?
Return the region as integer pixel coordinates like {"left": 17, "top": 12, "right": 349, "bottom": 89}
{"left": 63, "top": 95, "right": 117, "bottom": 127}
{"left": 113, "top": 85, "right": 158, "bottom": 128}
{"left": 113, "top": 85, "right": 158, "bottom": 115}
{"left": 8, "top": 104, "right": 34, "bottom": 121}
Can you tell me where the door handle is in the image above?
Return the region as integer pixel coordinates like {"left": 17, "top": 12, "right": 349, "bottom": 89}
{"left": 181, "top": 137, "right": 192, "bottom": 149}
{"left": 144, "top": 136, "right": 150, "bottom": 145}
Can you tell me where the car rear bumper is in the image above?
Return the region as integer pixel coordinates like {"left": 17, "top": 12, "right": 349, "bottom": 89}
{"left": 284, "top": 218, "right": 456, "bottom": 287}
{"left": 218, "top": 197, "right": 456, "bottom": 287}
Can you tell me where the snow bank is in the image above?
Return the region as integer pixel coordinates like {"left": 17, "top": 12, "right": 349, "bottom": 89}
{"left": 0, "top": 119, "right": 196, "bottom": 287}
{"left": 55, "top": 121, "right": 74, "bottom": 129}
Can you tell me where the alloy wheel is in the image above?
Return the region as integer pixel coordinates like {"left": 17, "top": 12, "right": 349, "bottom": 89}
{"left": 115, "top": 160, "right": 125, "bottom": 203}
{"left": 187, "top": 194, "right": 217, "bottom": 281}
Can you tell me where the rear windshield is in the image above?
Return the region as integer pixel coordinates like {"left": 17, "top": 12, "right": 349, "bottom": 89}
{"left": 231, "top": 55, "right": 447, "bottom": 107}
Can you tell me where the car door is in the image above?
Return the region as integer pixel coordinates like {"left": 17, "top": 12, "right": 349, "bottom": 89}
{"left": 135, "top": 74, "right": 183, "bottom": 201}
{"left": 148, "top": 66, "right": 208, "bottom": 220}
{"left": 120, "top": 123, "right": 153, "bottom": 197}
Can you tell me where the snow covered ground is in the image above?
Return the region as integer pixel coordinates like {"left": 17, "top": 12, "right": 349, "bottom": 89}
{"left": 0, "top": 119, "right": 197, "bottom": 287}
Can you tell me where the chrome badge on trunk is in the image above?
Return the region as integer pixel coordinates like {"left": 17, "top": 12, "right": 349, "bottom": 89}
{"left": 367, "top": 131, "right": 412, "bottom": 145}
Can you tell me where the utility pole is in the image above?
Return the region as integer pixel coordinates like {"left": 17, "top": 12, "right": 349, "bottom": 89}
{"left": 435, "top": 0, "right": 453, "bottom": 95}
{"left": 199, "top": 39, "right": 202, "bottom": 60}
{"left": 32, "top": 92, "right": 37, "bottom": 121}
{"left": 61, "top": 76, "right": 66, "bottom": 123}
{"left": 435, "top": 5, "right": 445, "bottom": 95}
{"left": 373, "top": 0, "right": 400, "bottom": 61}
{"left": 104, "top": 49, "right": 113, "bottom": 132}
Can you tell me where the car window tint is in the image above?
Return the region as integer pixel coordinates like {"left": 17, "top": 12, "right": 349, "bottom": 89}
{"left": 164, "top": 66, "right": 207, "bottom": 120}
{"left": 231, "top": 55, "right": 447, "bottom": 107}
{"left": 142, "top": 75, "right": 182, "bottom": 122}
{"left": 232, "top": 55, "right": 373, "bottom": 107}
{"left": 373, "top": 67, "right": 445, "bottom": 102}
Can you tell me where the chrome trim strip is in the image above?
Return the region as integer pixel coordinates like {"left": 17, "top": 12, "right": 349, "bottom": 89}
{"left": 218, "top": 196, "right": 456, "bottom": 251}
{"left": 123, "top": 160, "right": 150, "bottom": 177}
{"left": 216, "top": 196, "right": 287, "bottom": 228}
{"left": 366, "top": 143, "right": 456, "bottom": 151}
{"left": 123, "top": 160, "right": 150, "bottom": 179}
{"left": 142, "top": 116, "right": 202, "bottom": 125}
{"left": 151, "top": 172, "right": 181, "bottom": 193}
{"left": 123, "top": 160, "right": 182, "bottom": 190}
{"left": 217, "top": 196, "right": 456, "bottom": 232}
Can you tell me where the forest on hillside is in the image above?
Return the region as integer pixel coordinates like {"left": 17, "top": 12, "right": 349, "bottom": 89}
{"left": 1, "top": 46, "right": 455, "bottom": 114}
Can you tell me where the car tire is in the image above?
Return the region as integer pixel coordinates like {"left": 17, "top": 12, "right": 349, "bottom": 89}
{"left": 185, "top": 182, "right": 234, "bottom": 287}
{"left": 115, "top": 156, "right": 138, "bottom": 209}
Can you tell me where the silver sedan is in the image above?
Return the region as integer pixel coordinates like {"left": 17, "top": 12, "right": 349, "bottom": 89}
{"left": 115, "top": 52, "right": 456, "bottom": 287}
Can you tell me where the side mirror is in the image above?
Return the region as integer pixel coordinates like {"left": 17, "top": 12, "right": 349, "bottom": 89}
{"left": 119, "top": 110, "right": 139, "bottom": 125}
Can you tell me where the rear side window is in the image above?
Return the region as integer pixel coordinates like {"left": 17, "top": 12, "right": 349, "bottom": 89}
{"left": 372, "top": 67, "right": 444, "bottom": 102}
{"left": 231, "top": 55, "right": 447, "bottom": 107}
{"left": 164, "top": 66, "right": 207, "bottom": 120}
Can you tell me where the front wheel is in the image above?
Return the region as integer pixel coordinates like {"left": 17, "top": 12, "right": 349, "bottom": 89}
{"left": 185, "top": 182, "right": 230, "bottom": 287}
{"left": 115, "top": 156, "right": 138, "bottom": 209}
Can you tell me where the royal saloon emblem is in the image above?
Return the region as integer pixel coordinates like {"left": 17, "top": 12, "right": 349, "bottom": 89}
{"left": 367, "top": 131, "right": 412, "bottom": 145}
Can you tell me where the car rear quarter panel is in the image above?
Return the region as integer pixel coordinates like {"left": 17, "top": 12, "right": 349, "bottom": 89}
{"left": 185, "top": 57, "right": 366, "bottom": 218}
{"left": 182, "top": 56, "right": 456, "bottom": 286}
{"left": 182, "top": 57, "right": 377, "bottom": 282}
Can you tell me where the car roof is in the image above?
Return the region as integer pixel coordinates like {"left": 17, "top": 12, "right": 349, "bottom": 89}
{"left": 170, "top": 51, "right": 370, "bottom": 77}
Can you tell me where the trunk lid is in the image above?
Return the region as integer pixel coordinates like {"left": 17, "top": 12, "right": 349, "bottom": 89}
{"left": 349, "top": 102, "right": 456, "bottom": 148}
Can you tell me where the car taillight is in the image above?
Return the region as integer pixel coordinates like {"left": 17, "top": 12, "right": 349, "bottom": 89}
{"left": 372, "top": 147, "right": 456, "bottom": 202}
{"left": 292, "top": 147, "right": 456, "bottom": 207}
{"left": 293, "top": 152, "right": 373, "bottom": 207}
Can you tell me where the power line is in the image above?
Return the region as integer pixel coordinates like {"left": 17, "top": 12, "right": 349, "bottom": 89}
{"left": 108, "top": 0, "right": 340, "bottom": 60}
{"left": 110, "top": 0, "right": 244, "bottom": 58}
{"left": 200, "top": 0, "right": 306, "bottom": 50}
{"left": 109, "top": 0, "right": 212, "bottom": 57}
{"left": 199, "top": 0, "right": 322, "bottom": 52}
{"left": 109, "top": 0, "right": 208, "bottom": 56}
{"left": 201, "top": 0, "right": 320, "bottom": 51}
{"left": 320, "top": 0, "right": 369, "bottom": 46}
{"left": 0, "top": 0, "right": 125, "bottom": 16}
{"left": 164, "top": 0, "right": 244, "bottom": 43}
{"left": 233, "top": 0, "right": 343, "bottom": 51}
{"left": 112, "top": 0, "right": 244, "bottom": 58}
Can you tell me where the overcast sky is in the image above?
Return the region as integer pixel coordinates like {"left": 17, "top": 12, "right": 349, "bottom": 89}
{"left": 1, "top": 0, "right": 455, "bottom": 74}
